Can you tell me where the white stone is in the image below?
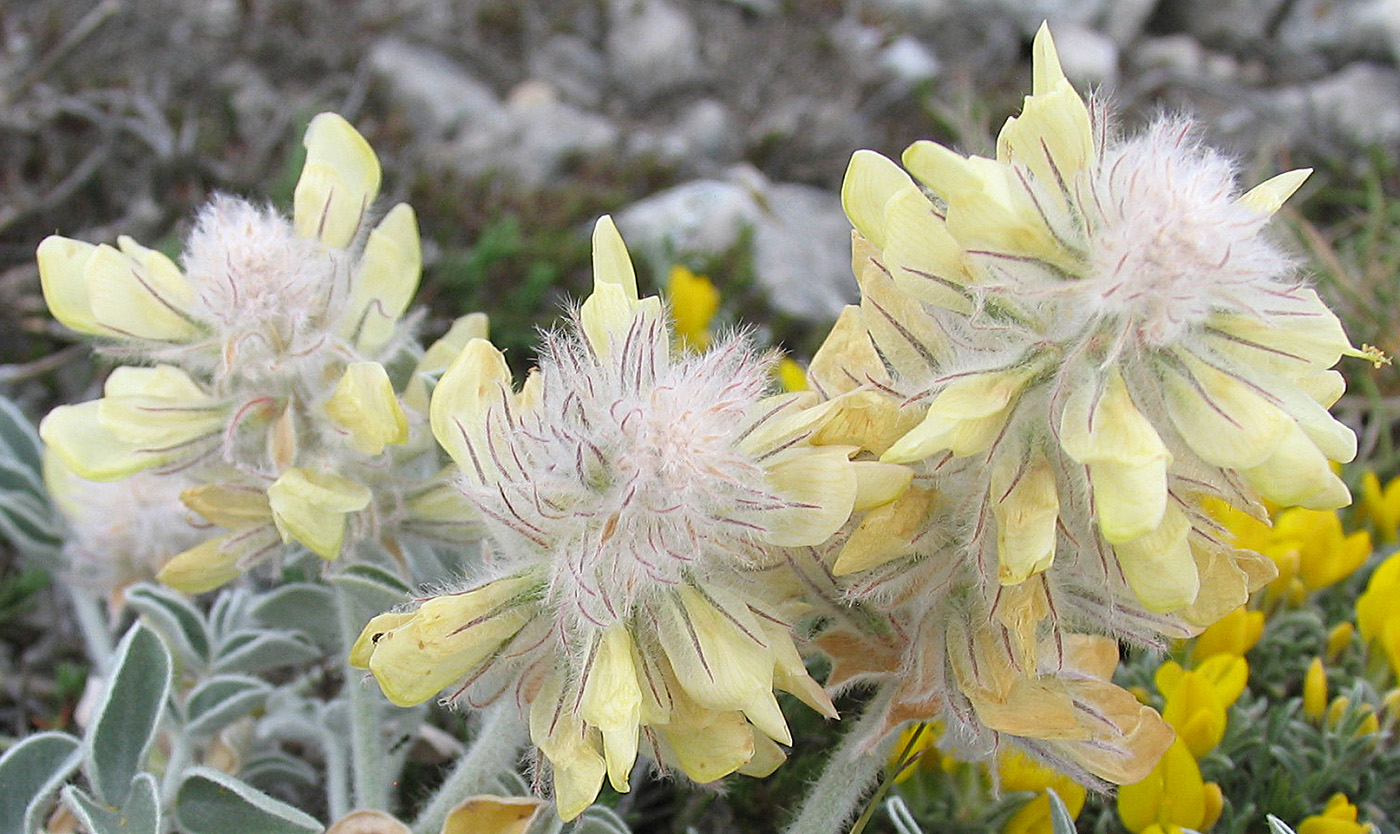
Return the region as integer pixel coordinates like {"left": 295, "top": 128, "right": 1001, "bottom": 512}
{"left": 879, "top": 35, "right": 941, "bottom": 87}
{"left": 368, "top": 39, "right": 505, "bottom": 138}
{"left": 1049, "top": 22, "right": 1118, "bottom": 88}
{"left": 615, "top": 168, "right": 856, "bottom": 322}
{"left": 529, "top": 35, "right": 607, "bottom": 108}
{"left": 1298, "top": 63, "right": 1400, "bottom": 146}
{"left": 606, "top": 0, "right": 704, "bottom": 100}
{"left": 1276, "top": 0, "right": 1399, "bottom": 61}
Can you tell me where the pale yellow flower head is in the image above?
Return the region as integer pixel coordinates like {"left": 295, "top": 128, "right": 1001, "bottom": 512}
{"left": 38, "top": 113, "right": 472, "bottom": 592}
{"left": 357, "top": 217, "right": 854, "bottom": 818}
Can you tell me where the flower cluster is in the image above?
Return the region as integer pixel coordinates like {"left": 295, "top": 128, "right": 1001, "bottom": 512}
{"left": 37, "top": 113, "right": 475, "bottom": 593}
{"left": 352, "top": 219, "right": 864, "bottom": 818}
{"left": 799, "top": 22, "right": 1367, "bottom": 786}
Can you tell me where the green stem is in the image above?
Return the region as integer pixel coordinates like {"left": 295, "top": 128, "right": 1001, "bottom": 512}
{"left": 411, "top": 702, "right": 527, "bottom": 834}
{"left": 783, "top": 685, "right": 897, "bottom": 834}
{"left": 336, "top": 585, "right": 392, "bottom": 813}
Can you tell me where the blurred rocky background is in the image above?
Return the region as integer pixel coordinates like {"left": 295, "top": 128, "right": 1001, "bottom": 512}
{"left": 3, "top": 0, "right": 1399, "bottom": 405}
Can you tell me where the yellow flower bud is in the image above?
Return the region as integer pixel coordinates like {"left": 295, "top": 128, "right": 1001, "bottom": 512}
{"left": 1304, "top": 658, "right": 1328, "bottom": 720}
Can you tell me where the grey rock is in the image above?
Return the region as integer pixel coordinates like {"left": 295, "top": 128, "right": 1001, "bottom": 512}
{"left": 1282, "top": 62, "right": 1400, "bottom": 148}
{"left": 878, "top": 35, "right": 941, "bottom": 88}
{"left": 369, "top": 39, "right": 505, "bottom": 138}
{"left": 615, "top": 168, "right": 856, "bottom": 322}
{"left": 627, "top": 99, "right": 742, "bottom": 168}
{"left": 1276, "top": 0, "right": 1399, "bottom": 63}
{"left": 529, "top": 35, "right": 608, "bottom": 108}
{"left": 1049, "top": 22, "right": 1118, "bottom": 88}
{"left": 606, "top": 0, "right": 704, "bottom": 101}
{"left": 1102, "top": 0, "right": 1158, "bottom": 46}
{"left": 751, "top": 183, "right": 858, "bottom": 320}
{"left": 1131, "top": 35, "right": 1245, "bottom": 82}
{"left": 435, "top": 81, "right": 618, "bottom": 189}
{"left": 1157, "top": 0, "right": 1289, "bottom": 48}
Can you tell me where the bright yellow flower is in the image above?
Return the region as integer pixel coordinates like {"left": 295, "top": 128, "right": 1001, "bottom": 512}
{"left": 1155, "top": 655, "right": 1246, "bottom": 758}
{"left": 1192, "top": 606, "right": 1265, "bottom": 662}
{"left": 1270, "top": 508, "right": 1371, "bottom": 592}
{"left": 1117, "top": 739, "right": 1216, "bottom": 834}
{"left": 1327, "top": 622, "right": 1355, "bottom": 661}
{"left": 667, "top": 264, "right": 720, "bottom": 350}
{"left": 1298, "top": 793, "right": 1372, "bottom": 834}
{"left": 998, "top": 749, "right": 1086, "bottom": 834}
{"left": 777, "top": 357, "right": 807, "bottom": 391}
{"left": 1360, "top": 471, "right": 1400, "bottom": 543}
{"left": 1357, "top": 552, "right": 1400, "bottom": 680}
{"left": 1304, "top": 657, "right": 1328, "bottom": 720}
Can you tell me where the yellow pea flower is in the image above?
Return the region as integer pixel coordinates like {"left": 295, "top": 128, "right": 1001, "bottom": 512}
{"left": 1298, "top": 793, "right": 1373, "bottom": 834}
{"left": 1192, "top": 606, "right": 1265, "bottom": 662}
{"left": 1304, "top": 658, "right": 1328, "bottom": 720}
{"left": 998, "top": 749, "right": 1086, "bottom": 834}
{"left": 1270, "top": 508, "right": 1371, "bottom": 592}
{"left": 1360, "top": 471, "right": 1400, "bottom": 543}
{"left": 1117, "top": 739, "right": 1214, "bottom": 834}
{"left": 667, "top": 264, "right": 720, "bottom": 350}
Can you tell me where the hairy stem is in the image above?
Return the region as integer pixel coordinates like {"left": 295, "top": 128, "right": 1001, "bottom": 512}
{"left": 336, "top": 585, "right": 392, "bottom": 813}
{"left": 783, "top": 685, "right": 897, "bottom": 834}
{"left": 411, "top": 702, "right": 527, "bottom": 834}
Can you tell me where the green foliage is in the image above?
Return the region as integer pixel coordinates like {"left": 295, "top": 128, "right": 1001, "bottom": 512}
{"left": 175, "top": 767, "right": 323, "bottom": 834}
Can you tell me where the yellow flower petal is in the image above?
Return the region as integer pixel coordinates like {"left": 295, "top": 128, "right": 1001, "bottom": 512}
{"left": 345, "top": 203, "right": 421, "bottom": 354}
{"left": 881, "top": 185, "right": 973, "bottom": 313}
{"left": 325, "top": 361, "right": 409, "bottom": 455}
{"left": 369, "top": 574, "right": 537, "bottom": 707}
{"left": 807, "top": 306, "right": 891, "bottom": 397}
{"left": 429, "top": 338, "right": 514, "bottom": 483}
{"left": 992, "top": 453, "right": 1059, "bottom": 584}
{"left": 404, "top": 313, "right": 490, "bottom": 413}
{"left": 833, "top": 485, "right": 937, "bottom": 575}
{"left": 37, "top": 236, "right": 105, "bottom": 335}
{"left": 1163, "top": 355, "right": 1292, "bottom": 469}
{"left": 157, "top": 526, "right": 281, "bottom": 594}
{"left": 579, "top": 624, "right": 643, "bottom": 792}
{"left": 180, "top": 483, "right": 273, "bottom": 529}
{"left": 658, "top": 586, "right": 789, "bottom": 744}
{"left": 590, "top": 215, "right": 639, "bottom": 301}
{"left": 439, "top": 796, "right": 545, "bottom": 834}
{"left": 267, "top": 468, "right": 372, "bottom": 559}
{"left": 851, "top": 460, "right": 913, "bottom": 511}
{"left": 86, "top": 241, "right": 200, "bottom": 341}
{"left": 883, "top": 367, "right": 1034, "bottom": 462}
{"left": 1114, "top": 505, "right": 1199, "bottom": 613}
{"left": 1242, "top": 421, "right": 1351, "bottom": 510}
{"left": 1239, "top": 168, "right": 1311, "bottom": 216}
{"left": 757, "top": 445, "right": 858, "bottom": 547}
{"left": 348, "top": 611, "right": 416, "bottom": 668}
{"left": 1060, "top": 368, "right": 1169, "bottom": 542}
{"left": 841, "top": 149, "right": 914, "bottom": 248}
{"left": 294, "top": 112, "right": 381, "bottom": 249}
{"left": 39, "top": 402, "right": 157, "bottom": 481}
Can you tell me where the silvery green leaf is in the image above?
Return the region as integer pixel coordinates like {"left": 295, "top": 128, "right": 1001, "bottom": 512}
{"left": 126, "top": 582, "right": 211, "bottom": 665}
{"left": 239, "top": 753, "right": 320, "bottom": 792}
{"left": 63, "top": 774, "right": 160, "bottom": 834}
{"left": 184, "top": 674, "right": 273, "bottom": 737}
{"left": 0, "top": 453, "right": 45, "bottom": 501}
{"left": 883, "top": 795, "right": 924, "bottom": 834}
{"left": 0, "top": 396, "right": 44, "bottom": 474}
{"left": 1045, "top": 788, "right": 1076, "bottom": 834}
{"left": 1267, "top": 816, "right": 1299, "bottom": 834}
{"left": 213, "top": 629, "right": 320, "bottom": 675}
{"left": 0, "top": 730, "right": 80, "bottom": 834}
{"left": 175, "top": 767, "right": 322, "bottom": 834}
{"left": 208, "top": 586, "right": 253, "bottom": 638}
{"left": 85, "top": 623, "right": 171, "bottom": 807}
{"left": 569, "top": 805, "right": 631, "bottom": 834}
{"left": 329, "top": 563, "right": 411, "bottom": 617}
{"left": 0, "top": 490, "right": 63, "bottom": 558}
{"left": 251, "top": 583, "right": 339, "bottom": 650}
